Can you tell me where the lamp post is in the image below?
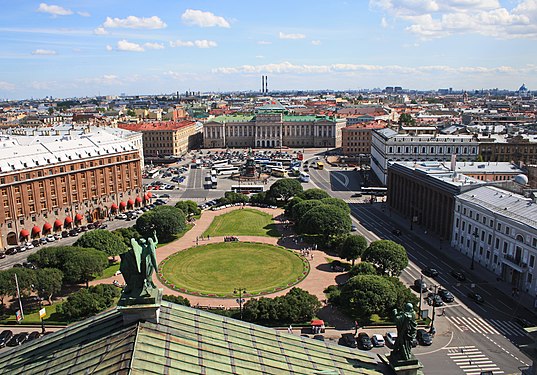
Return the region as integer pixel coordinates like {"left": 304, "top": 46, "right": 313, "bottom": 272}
{"left": 418, "top": 275, "right": 424, "bottom": 315}
{"left": 429, "top": 285, "right": 438, "bottom": 335}
{"left": 234, "top": 288, "right": 246, "bottom": 320}
{"left": 470, "top": 228, "right": 478, "bottom": 270}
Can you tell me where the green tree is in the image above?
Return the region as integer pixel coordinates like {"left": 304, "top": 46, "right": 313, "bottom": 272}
{"left": 221, "top": 191, "right": 249, "bottom": 204}
{"left": 162, "top": 294, "right": 191, "bottom": 306}
{"left": 349, "top": 262, "right": 377, "bottom": 277}
{"left": 174, "top": 200, "right": 201, "bottom": 216}
{"left": 57, "top": 284, "right": 120, "bottom": 322}
{"left": 398, "top": 113, "right": 415, "bottom": 126}
{"left": 299, "top": 205, "right": 352, "bottom": 237}
{"left": 292, "top": 199, "right": 323, "bottom": 222}
{"left": 136, "top": 205, "right": 186, "bottom": 242}
{"left": 75, "top": 229, "right": 129, "bottom": 260}
{"left": 284, "top": 196, "right": 303, "bottom": 218}
{"left": 279, "top": 287, "right": 321, "bottom": 323}
{"left": 27, "top": 246, "right": 68, "bottom": 269}
{"left": 321, "top": 197, "right": 350, "bottom": 214}
{"left": 385, "top": 277, "right": 419, "bottom": 312}
{"left": 4, "top": 268, "right": 36, "bottom": 298}
{"left": 113, "top": 227, "right": 141, "bottom": 248}
{"left": 268, "top": 178, "right": 303, "bottom": 203}
{"left": 340, "top": 275, "right": 397, "bottom": 321}
{"left": 362, "top": 240, "right": 409, "bottom": 276}
{"left": 338, "top": 235, "right": 368, "bottom": 266}
{"left": 299, "top": 188, "right": 330, "bottom": 200}
{"left": 63, "top": 248, "right": 109, "bottom": 287}
{"left": 0, "top": 271, "right": 11, "bottom": 307}
{"left": 34, "top": 268, "right": 63, "bottom": 305}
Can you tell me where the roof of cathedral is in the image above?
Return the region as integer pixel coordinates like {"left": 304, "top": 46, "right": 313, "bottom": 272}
{"left": 0, "top": 302, "right": 382, "bottom": 375}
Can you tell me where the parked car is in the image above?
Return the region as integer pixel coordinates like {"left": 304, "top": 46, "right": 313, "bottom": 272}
{"left": 79, "top": 226, "right": 88, "bottom": 232}
{"left": 61, "top": 230, "right": 69, "bottom": 238}
{"left": 0, "top": 330, "right": 13, "bottom": 348}
{"left": 351, "top": 225, "right": 358, "bottom": 232}
{"left": 5, "top": 247, "right": 18, "bottom": 255}
{"left": 468, "top": 291, "right": 484, "bottom": 304}
{"left": 426, "top": 293, "right": 444, "bottom": 307}
{"left": 371, "top": 334, "right": 385, "bottom": 347}
{"left": 451, "top": 270, "right": 466, "bottom": 281}
{"left": 98, "top": 224, "right": 108, "bottom": 229}
{"left": 24, "top": 242, "right": 34, "bottom": 250}
{"left": 26, "top": 331, "right": 40, "bottom": 342}
{"left": 313, "top": 335, "right": 325, "bottom": 341}
{"left": 438, "top": 288, "right": 455, "bottom": 303}
{"left": 357, "top": 332, "right": 373, "bottom": 350}
{"left": 351, "top": 193, "right": 363, "bottom": 198}
{"left": 116, "top": 214, "right": 127, "bottom": 220}
{"left": 416, "top": 329, "right": 433, "bottom": 345}
{"left": 17, "top": 245, "right": 26, "bottom": 252}
{"left": 53, "top": 233, "right": 61, "bottom": 240}
{"left": 339, "top": 333, "right": 358, "bottom": 348}
{"left": 414, "top": 279, "right": 427, "bottom": 292}
{"left": 46, "top": 234, "right": 56, "bottom": 242}
{"left": 0, "top": 252, "right": 5, "bottom": 259}
{"left": 422, "top": 267, "right": 439, "bottom": 277}
{"left": 69, "top": 229, "right": 79, "bottom": 236}
{"left": 392, "top": 229, "right": 402, "bottom": 236}
{"left": 160, "top": 193, "right": 171, "bottom": 198}
{"left": 86, "top": 223, "right": 95, "bottom": 230}
{"left": 32, "top": 239, "right": 41, "bottom": 247}
{"left": 23, "top": 262, "right": 37, "bottom": 270}
{"left": 385, "top": 332, "right": 397, "bottom": 348}
{"left": 6, "top": 332, "right": 28, "bottom": 347}
{"left": 40, "top": 237, "right": 48, "bottom": 244}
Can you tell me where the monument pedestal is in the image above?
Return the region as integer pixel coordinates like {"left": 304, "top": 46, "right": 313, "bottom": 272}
{"left": 118, "top": 288, "right": 163, "bottom": 325}
{"left": 378, "top": 354, "right": 424, "bottom": 375}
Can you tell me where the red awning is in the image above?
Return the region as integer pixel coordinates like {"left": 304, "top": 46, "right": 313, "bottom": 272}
{"left": 144, "top": 194, "right": 150, "bottom": 201}
{"left": 75, "top": 214, "right": 83, "bottom": 221}
{"left": 43, "top": 222, "right": 52, "bottom": 231}
{"left": 65, "top": 216, "right": 73, "bottom": 224}
{"left": 54, "top": 220, "right": 62, "bottom": 228}
{"left": 311, "top": 320, "right": 325, "bottom": 326}
{"left": 135, "top": 196, "right": 143, "bottom": 203}
{"left": 146, "top": 191, "right": 152, "bottom": 198}
{"left": 119, "top": 201, "right": 127, "bottom": 207}
{"left": 32, "top": 226, "right": 41, "bottom": 234}
{"left": 111, "top": 203, "right": 118, "bottom": 210}
{"left": 20, "top": 229, "right": 30, "bottom": 237}
{"left": 127, "top": 199, "right": 135, "bottom": 206}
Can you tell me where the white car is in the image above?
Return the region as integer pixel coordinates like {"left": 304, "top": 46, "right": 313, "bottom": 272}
{"left": 46, "top": 234, "right": 56, "bottom": 242}
{"left": 371, "top": 334, "right": 385, "bottom": 347}
{"left": 24, "top": 243, "right": 35, "bottom": 250}
{"left": 116, "top": 213, "right": 127, "bottom": 220}
{"left": 385, "top": 332, "right": 397, "bottom": 347}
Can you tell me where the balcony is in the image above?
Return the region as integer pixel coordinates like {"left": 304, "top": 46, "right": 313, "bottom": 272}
{"left": 502, "top": 254, "right": 528, "bottom": 272}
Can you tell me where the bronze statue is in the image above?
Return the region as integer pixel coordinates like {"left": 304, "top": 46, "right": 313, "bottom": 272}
{"left": 391, "top": 302, "right": 417, "bottom": 362}
{"left": 120, "top": 231, "right": 158, "bottom": 299}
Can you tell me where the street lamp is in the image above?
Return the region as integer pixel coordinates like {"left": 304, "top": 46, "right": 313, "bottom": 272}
{"left": 429, "top": 285, "right": 438, "bottom": 335}
{"left": 234, "top": 288, "right": 246, "bottom": 320}
{"left": 470, "top": 228, "right": 478, "bottom": 270}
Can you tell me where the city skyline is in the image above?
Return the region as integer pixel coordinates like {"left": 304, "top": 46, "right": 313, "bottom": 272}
{"left": 1, "top": 0, "right": 536, "bottom": 99}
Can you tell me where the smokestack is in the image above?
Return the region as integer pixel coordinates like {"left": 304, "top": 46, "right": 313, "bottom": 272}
{"left": 261, "top": 76, "right": 265, "bottom": 93}
{"left": 265, "top": 76, "right": 268, "bottom": 93}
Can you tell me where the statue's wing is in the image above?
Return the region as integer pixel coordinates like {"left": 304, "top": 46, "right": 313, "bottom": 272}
{"left": 148, "top": 238, "right": 158, "bottom": 268}
{"left": 131, "top": 238, "right": 143, "bottom": 273}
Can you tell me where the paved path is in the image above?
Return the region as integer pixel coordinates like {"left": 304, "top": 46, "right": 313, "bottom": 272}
{"left": 92, "top": 205, "right": 348, "bottom": 309}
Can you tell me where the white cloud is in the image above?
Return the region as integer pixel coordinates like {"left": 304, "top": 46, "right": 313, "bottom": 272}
{"left": 369, "top": 0, "right": 537, "bottom": 39}
{"left": 279, "top": 32, "right": 306, "bottom": 40}
{"left": 0, "top": 81, "right": 16, "bottom": 90}
{"left": 103, "top": 16, "right": 167, "bottom": 29}
{"left": 169, "top": 39, "right": 217, "bottom": 48}
{"left": 77, "top": 11, "right": 90, "bottom": 17}
{"left": 381, "top": 16, "right": 389, "bottom": 28}
{"left": 144, "top": 42, "right": 165, "bottom": 50}
{"left": 257, "top": 41, "right": 272, "bottom": 45}
{"left": 255, "top": 55, "right": 264, "bottom": 59}
{"left": 36, "top": 3, "right": 73, "bottom": 16}
{"left": 181, "top": 9, "right": 230, "bottom": 28}
{"left": 94, "top": 27, "right": 108, "bottom": 35}
{"left": 76, "top": 75, "right": 121, "bottom": 85}
{"left": 311, "top": 40, "right": 321, "bottom": 45}
{"left": 117, "top": 40, "right": 144, "bottom": 52}
{"left": 32, "top": 49, "right": 57, "bottom": 55}
{"left": 106, "top": 45, "right": 113, "bottom": 51}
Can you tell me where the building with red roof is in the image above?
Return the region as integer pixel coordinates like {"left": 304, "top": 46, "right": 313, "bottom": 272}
{"left": 341, "top": 120, "right": 387, "bottom": 156}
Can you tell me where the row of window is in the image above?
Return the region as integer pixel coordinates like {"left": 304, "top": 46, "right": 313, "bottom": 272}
{"left": 388, "top": 146, "right": 477, "bottom": 155}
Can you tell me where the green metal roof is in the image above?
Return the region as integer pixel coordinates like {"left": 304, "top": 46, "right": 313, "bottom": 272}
{"left": 0, "top": 302, "right": 381, "bottom": 375}
{"left": 211, "top": 115, "right": 255, "bottom": 123}
{"left": 283, "top": 115, "right": 335, "bottom": 122}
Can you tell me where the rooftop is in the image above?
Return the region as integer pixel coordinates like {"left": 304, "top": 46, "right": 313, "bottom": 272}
{"left": 118, "top": 121, "right": 196, "bottom": 132}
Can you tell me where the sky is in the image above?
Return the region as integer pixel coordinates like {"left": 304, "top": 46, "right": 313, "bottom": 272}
{"left": 1, "top": 0, "right": 537, "bottom": 99}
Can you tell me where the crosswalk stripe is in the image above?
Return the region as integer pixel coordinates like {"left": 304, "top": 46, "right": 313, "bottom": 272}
{"left": 447, "top": 346, "right": 503, "bottom": 375}
{"left": 488, "top": 319, "right": 525, "bottom": 337}
{"left": 459, "top": 316, "right": 480, "bottom": 333}
{"left": 471, "top": 317, "right": 500, "bottom": 334}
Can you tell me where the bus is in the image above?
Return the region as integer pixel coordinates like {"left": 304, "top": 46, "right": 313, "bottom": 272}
{"left": 299, "top": 171, "right": 310, "bottom": 183}
{"left": 290, "top": 167, "right": 300, "bottom": 177}
{"left": 273, "top": 158, "right": 293, "bottom": 166}
{"left": 215, "top": 166, "right": 239, "bottom": 176}
{"left": 271, "top": 168, "right": 289, "bottom": 178}
{"left": 204, "top": 174, "right": 218, "bottom": 189}
{"left": 316, "top": 162, "right": 324, "bottom": 170}
{"left": 210, "top": 169, "right": 217, "bottom": 178}
{"left": 361, "top": 187, "right": 387, "bottom": 196}
{"left": 231, "top": 185, "right": 264, "bottom": 194}
{"left": 145, "top": 168, "right": 160, "bottom": 179}
{"left": 211, "top": 159, "right": 229, "bottom": 168}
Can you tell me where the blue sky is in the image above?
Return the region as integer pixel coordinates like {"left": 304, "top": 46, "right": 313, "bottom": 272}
{"left": 1, "top": 0, "right": 536, "bottom": 99}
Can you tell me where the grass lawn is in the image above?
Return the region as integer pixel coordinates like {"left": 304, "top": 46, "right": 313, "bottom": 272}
{"left": 202, "top": 209, "right": 280, "bottom": 237}
{"left": 0, "top": 300, "right": 66, "bottom": 325}
{"left": 94, "top": 262, "right": 120, "bottom": 280}
{"left": 159, "top": 242, "right": 308, "bottom": 297}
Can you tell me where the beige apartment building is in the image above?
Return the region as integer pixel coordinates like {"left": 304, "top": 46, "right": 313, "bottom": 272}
{"left": 341, "top": 121, "right": 386, "bottom": 156}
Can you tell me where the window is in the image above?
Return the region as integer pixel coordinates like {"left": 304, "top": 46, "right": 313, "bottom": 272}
{"left": 528, "top": 273, "right": 533, "bottom": 284}
{"left": 505, "top": 227, "right": 510, "bottom": 235}
{"left": 497, "top": 223, "right": 502, "bottom": 231}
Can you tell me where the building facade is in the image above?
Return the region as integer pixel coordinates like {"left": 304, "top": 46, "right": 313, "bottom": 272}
{"left": 0, "top": 131, "right": 143, "bottom": 250}
{"left": 371, "top": 129, "right": 479, "bottom": 185}
{"left": 203, "top": 103, "right": 346, "bottom": 149}
{"left": 341, "top": 121, "right": 386, "bottom": 156}
{"left": 479, "top": 134, "right": 537, "bottom": 165}
{"left": 119, "top": 121, "right": 202, "bottom": 158}
{"left": 452, "top": 186, "right": 537, "bottom": 295}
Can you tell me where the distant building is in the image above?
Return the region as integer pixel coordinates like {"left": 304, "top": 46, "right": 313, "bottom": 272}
{"left": 341, "top": 121, "right": 386, "bottom": 156}
{"left": 479, "top": 134, "right": 537, "bottom": 165}
{"left": 371, "top": 129, "right": 479, "bottom": 185}
{"left": 119, "top": 120, "right": 202, "bottom": 158}
{"left": 203, "top": 101, "right": 346, "bottom": 149}
{"left": 0, "top": 129, "right": 143, "bottom": 249}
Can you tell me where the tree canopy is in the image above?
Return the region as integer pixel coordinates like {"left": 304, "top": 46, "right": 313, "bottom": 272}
{"left": 291, "top": 199, "right": 323, "bottom": 222}
{"left": 321, "top": 197, "right": 350, "bottom": 215}
{"left": 75, "top": 229, "right": 129, "bottom": 259}
{"left": 57, "top": 284, "right": 120, "bottom": 322}
{"left": 338, "top": 235, "right": 368, "bottom": 266}
{"left": 299, "top": 205, "right": 352, "bottom": 237}
{"left": 349, "top": 261, "right": 377, "bottom": 277}
{"left": 113, "top": 226, "right": 141, "bottom": 248}
{"left": 136, "top": 205, "right": 186, "bottom": 242}
{"left": 34, "top": 268, "right": 63, "bottom": 305}
{"left": 268, "top": 178, "right": 303, "bottom": 203}
{"left": 299, "top": 188, "right": 330, "bottom": 201}
{"left": 362, "top": 240, "right": 409, "bottom": 276}
{"left": 162, "top": 294, "right": 191, "bottom": 307}
{"left": 63, "top": 248, "right": 109, "bottom": 287}
{"left": 174, "top": 200, "right": 201, "bottom": 216}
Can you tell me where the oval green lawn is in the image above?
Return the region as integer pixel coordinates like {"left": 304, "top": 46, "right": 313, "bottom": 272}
{"left": 159, "top": 242, "right": 308, "bottom": 297}
{"left": 202, "top": 208, "right": 280, "bottom": 237}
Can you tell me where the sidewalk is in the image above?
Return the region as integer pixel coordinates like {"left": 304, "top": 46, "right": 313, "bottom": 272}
{"left": 368, "top": 201, "right": 537, "bottom": 321}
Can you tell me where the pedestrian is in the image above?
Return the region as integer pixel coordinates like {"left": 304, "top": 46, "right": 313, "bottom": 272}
{"left": 196, "top": 238, "right": 199, "bottom": 245}
{"left": 288, "top": 325, "right": 293, "bottom": 334}
{"left": 208, "top": 234, "right": 210, "bottom": 240}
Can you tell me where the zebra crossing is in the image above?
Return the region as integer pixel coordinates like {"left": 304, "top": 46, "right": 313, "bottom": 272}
{"left": 446, "top": 315, "right": 528, "bottom": 337}
{"left": 447, "top": 346, "right": 503, "bottom": 375}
